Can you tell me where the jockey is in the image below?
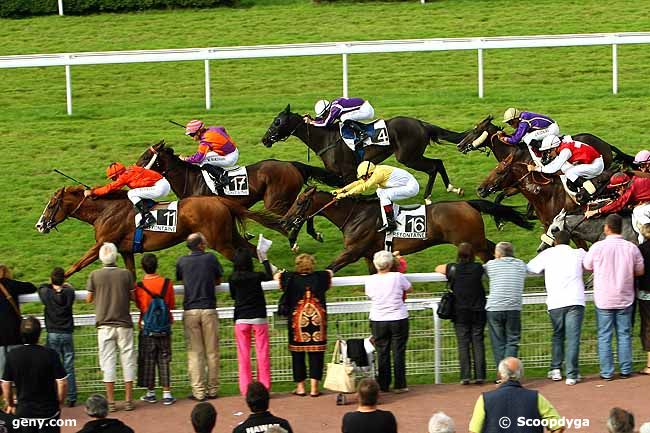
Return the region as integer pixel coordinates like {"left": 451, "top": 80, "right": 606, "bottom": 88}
{"left": 498, "top": 108, "right": 560, "bottom": 161}
{"left": 634, "top": 149, "right": 650, "bottom": 173}
{"left": 84, "top": 162, "right": 171, "bottom": 229}
{"left": 182, "top": 119, "right": 239, "bottom": 188}
{"left": 307, "top": 97, "right": 375, "bottom": 148}
{"left": 527, "top": 135, "right": 603, "bottom": 197}
{"left": 333, "top": 161, "right": 419, "bottom": 233}
{"left": 585, "top": 172, "right": 650, "bottom": 244}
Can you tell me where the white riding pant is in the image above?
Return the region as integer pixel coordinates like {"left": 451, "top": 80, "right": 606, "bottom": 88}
{"left": 127, "top": 178, "right": 171, "bottom": 205}
{"left": 376, "top": 179, "right": 420, "bottom": 206}
{"left": 340, "top": 101, "right": 375, "bottom": 122}
{"left": 632, "top": 204, "right": 650, "bottom": 244}
{"left": 200, "top": 148, "right": 239, "bottom": 169}
{"left": 522, "top": 122, "right": 560, "bottom": 145}
{"left": 563, "top": 156, "right": 605, "bottom": 182}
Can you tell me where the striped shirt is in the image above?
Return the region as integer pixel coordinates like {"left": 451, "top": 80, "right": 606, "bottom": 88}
{"left": 483, "top": 257, "right": 527, "bottom": 311}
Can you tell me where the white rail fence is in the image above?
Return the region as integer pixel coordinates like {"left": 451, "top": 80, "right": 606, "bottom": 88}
{"left": 2, "top": 33, "right": 650, "bottom": 115}
{"left": 18, "top": 273, "right": 646, "bottom": 394}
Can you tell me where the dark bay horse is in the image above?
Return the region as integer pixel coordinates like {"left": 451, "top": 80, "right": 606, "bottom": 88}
{"left": 136, "top": 141, "right": 344, "bottom": 244}
{"left": 261, "top": 105, "right": 467, "bottom": 203}
{"left": 281, "top": 187, "right": 533, "bottom": 273}
{"left": 35, "top": 186, "right": 284, "bottom": 277}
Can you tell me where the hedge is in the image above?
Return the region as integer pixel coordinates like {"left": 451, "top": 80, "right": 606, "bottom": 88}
{"left": 0, "top": 0, "right": 237, "bottom": 18}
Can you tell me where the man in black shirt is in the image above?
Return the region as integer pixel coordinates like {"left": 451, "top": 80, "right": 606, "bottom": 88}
{"left": 1, "top": 317, "right": 68, "bottom": 433}
{"left": 233, "top": 382, "right": 292, "bottom": 433}
{"left": 342, "top": 378, "right": 397, "bottom": 433}
{"left": 38, "top": 267, "right": 77, "bottom": 407}
{"left": 176, "top": 232, "right": 223, "bottom": 401}
{"left": 76, "top": 394, "right": 134, "bottom": 433}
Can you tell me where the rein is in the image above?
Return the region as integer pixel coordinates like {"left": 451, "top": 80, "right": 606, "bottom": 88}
{"left": 514, "top": 162, "right": 553, "bottom": 185}
{"left": 307, "top": 198, "right": 338, "bottom": 219}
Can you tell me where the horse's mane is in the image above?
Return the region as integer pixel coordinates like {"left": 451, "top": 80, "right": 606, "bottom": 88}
{"left": 313, "top": 188, "right": 379, "bottom": 204}
{"left": 63, "top": 185, "right": 129, "bottom": 200}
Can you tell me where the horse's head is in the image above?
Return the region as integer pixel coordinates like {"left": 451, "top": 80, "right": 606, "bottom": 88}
{"left": 35, "top": 186, "right": 84, "bottom": 233}
{"left": 261, "top": 104, "right": 300, "bottom": 147}
{"left": 476, "top": 152, "right": 517, "bottom": 198}
{"left": 135, "top": 140, "right": 173, "bottom": 173}
{"left": 457, "top": 115, "right": 502, "bottom": 154}
{"left": 281, "top": 186, "right": 319, "bottom": 234}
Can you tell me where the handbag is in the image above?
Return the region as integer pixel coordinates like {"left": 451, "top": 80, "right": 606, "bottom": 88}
{"left": 324, "top": 340, "right": 356, "bottom": 393}
{"left": 437, "top": 264, "right": 456, "bottom": 320}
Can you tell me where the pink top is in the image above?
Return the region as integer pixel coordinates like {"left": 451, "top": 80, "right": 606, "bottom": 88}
{"left": 583, "top": 235, "right": 644, "bottom": 309}
{"left": 365, "top": 272, "right": 412, "bottom": 321}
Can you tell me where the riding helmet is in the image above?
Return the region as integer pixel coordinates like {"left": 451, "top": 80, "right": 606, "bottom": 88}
{"left": 314, "top": 100, "right": 331, "bottom": 117}
{"left": 185, "top": 119, "right": 204, "bottom": 136}
{"left": 539, "top": 135, "right": 561, "bottom": 151}
{"left": 503, "top": 107, "right": 521, "bottom": 123}
{"left": 356, "top": 161, "right": 376, "bottom": 179}
{"left": 106, "top": 162, "right": 126, "bottom": 179}
{"left": 634, "top": 149, "right": 650, "bottom": 165}
{"left": 607, "top": 172, "right": 631, "bottom": 189}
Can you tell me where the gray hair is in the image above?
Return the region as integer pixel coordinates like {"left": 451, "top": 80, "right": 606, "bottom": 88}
{"left": 498, "top": 357, "right": 523, "bottom": 381}
{"left": 639, "top": 422, "right": 650, "bottom": 433}
{"left": 607, "top": 407, "right": 634, "bottom": 433}
{"left": 99, "top": 242, "right": 118, "bottom": 265}
{"left": 495, "top": 241, "right": 514, "bottom": 258}
{"left": 85, "top": 394, "right": 108, "bottom": 418}
{"left": 428, "top": 412, "right": 455, "bottom": 433}
{"left": 373, "top": 250, "right": 395, "bottom": 271}
{"left": 265, "top": 427, "right": 288, "bottom": 433}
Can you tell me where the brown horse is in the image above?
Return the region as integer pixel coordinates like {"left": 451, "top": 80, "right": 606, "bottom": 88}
{"left": 136, "top": 141, "right": 344, "bottom": 244}
{"left": 35, "top": 186, "right": 283, "bottom": 277}
{"left": 281, "top": 187, "right": 533, "bottom": 273}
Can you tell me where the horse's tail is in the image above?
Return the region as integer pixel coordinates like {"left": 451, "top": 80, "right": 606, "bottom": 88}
{"left": 221, "top": 198, "right": 287, "bottom": 236}
{"left": 610, "top": 145, "right": 635, "bottom": 167}
{"left": 422, "top": 122, "right": 467, "bottom": 145}
{"left": 466, "top": 200, "right": 535, "bottom": 230}
{"left": 289, "top": 161, "right": 345, "bottom": 187}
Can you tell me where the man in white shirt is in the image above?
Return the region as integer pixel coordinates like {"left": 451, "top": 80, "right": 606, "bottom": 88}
{"left": 527, "top": 230, "right": 586, "bottom": 385}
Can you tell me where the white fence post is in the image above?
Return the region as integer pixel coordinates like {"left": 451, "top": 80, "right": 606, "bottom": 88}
{"left": 433, "top": 302, "right": 441, "bottom": 385}
{"left": 65, "top": 58, "right": 72, "bottom": 116}
{"left": 612, "top": 43, "right": 618, "bottom": 95}
{"left": 57, "top": 0, "right": 64, "bottom": 15}
{"left": 478, "top": 48, "right": 484, "bottom": 99}
{"left": 204, "top": 59, "right": 212, "bottom": 110}
{"left": 342, "top": 51, "right": 349, "bottom": 98}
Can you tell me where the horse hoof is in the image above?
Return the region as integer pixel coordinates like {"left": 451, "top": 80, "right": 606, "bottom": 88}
{"left": 456, "top": 188, "right": 465, "bottom": 196}
{"left": 316, "top": 233, "right": 324, "bottom": 243}
{"left": 425, "top": 198, "right": 432, "bottom": 205}
{"left": 291, "top": 244, "right": 300, "bottom": 253}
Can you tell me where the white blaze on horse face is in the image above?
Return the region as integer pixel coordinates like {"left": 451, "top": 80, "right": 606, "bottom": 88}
{"left": 472, "top": 131, "right": 489, "bottom": 148}
{"left": 35, "top": 200, "right": 52, "bottom": 233}
{"left": 144, "top": 152, "right": 158, "bottom": 170}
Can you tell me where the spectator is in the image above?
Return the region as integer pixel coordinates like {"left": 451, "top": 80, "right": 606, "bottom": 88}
{"left": 38, "top": 267, "right": 77, "bottom": 406}
{"left": 0, "top": 263, "right": 37, "bottom": 397}
{"left": 606, "top": 407, "right": 634, "bottom": 433}
{"left": 636, "top": 223, "right": 650, "bottom": 375}
{"left": 191, "top": 402, "right": 217, "bottom": 433}
{"left": 428, "top": 412, "right": 455, "bottom": 433}
{"left": 469, "top": 357, "right": 564, "bottom": 433}
{"left": 232, "top": 382, "right": 293, "bottom": 433}
{"left": 86, "top": 242, "right": 136, "bottom": 412}
{"left": 76, "top": 394, "right": 134, "bottom": 433}
{"left": 527, "top": 230, "right": 586, "bottom": 385}
{"left": 583, "top": 214, "right": 644, "bottom": 380}
{"left": 276, "top": 254, "right": 332, "bottom": 397}
{"left": 1, "top": 317, "right": 68, "bottom": 433}
{"left": 341, "top": 378, "right": 397, "bottom": 433}
{"left": 0, "top": 408, "right": 20, "bottom": 433}
{"left": 483, "top": 242, "right": 527, "bottom": 374}
{"left": 391, "top": 251, "right": 407, "bottom": 273}
{"left": 229, "top": 245, "right": 273, "bottom": 396}
{"left": 365, "top": 250, "right": 413, "bottom": 393}
{"left": 176, "top": 232, "right": 223, "bottom": 401}
{"left": 435, "top": 243, "right": 486, "bottom": 385}
{"left": 134, "top": 253, "right": 176, "bottom": 405}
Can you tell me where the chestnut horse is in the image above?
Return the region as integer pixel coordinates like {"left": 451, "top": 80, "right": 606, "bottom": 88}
{"left": 35, "top": 186, "right": 283, "bottom": 277}
{"left": 281, "top": 187, "right": 533, "bottom": 273}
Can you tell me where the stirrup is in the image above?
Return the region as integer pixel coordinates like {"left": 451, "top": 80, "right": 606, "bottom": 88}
{"left": 583, "top": 180, "right": 596, "bottom": 195}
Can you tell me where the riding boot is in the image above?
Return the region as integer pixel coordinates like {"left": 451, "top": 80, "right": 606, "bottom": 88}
{"left": 378, "top": 204, "right": 398, "bottom": 233}
{"left": 344, "top": 120, "right": 369, "bottom": 147}
{"left": 203, "top": 165, "right": 228, "bottom": 188}
{"left": 575, "top": 177, "right": 597, "bottom": 195}
{"left": 134, "top": 200, "right": 156, "bottom": 229}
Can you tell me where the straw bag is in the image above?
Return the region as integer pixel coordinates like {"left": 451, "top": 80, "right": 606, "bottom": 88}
{"left": 323, "top": 340, "right": 356, "bottom": 393}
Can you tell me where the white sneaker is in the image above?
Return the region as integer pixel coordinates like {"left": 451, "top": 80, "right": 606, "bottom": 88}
{"left": 565, "top": 377, "right": 582, "bottom": 385}
{"left": 547, "top": 369, "right": 562, "bottom": 381}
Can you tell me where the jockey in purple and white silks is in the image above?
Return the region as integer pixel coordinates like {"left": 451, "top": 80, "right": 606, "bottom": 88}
{"left": 497, "top": 108, "right": 560, "bottom": 164}
{"left": 307, "top": 97, "right": 375, "bottom": 147}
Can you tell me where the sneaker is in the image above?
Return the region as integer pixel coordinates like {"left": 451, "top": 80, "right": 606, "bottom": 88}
{"left": 547, "top": 369, "right": 562, "bottom": 381}
{"left": 188, "top": 395, "right": 206, "bottom": 402}
{"left": 565, "top": 377, "right": 582, "bottom": 386}
{"left": 140, "top": 394, "right": 157, "bottom": 404}
{"left": 66, "top": 400, "right": 76, "bottom": 408}
{"left": 619, "top": 372, "right": 633, "bottom": 379}
{"left": 206, "top": 394, "right": 218, "bottom": 400}
{"left": 162, "top": 397, "right": 177, "bottom": 405}
{"left": 124, "top": 400, "right": 135, "bottom": 411}
{"left": 393, "top": 388, "right": 409, "bottom": 394}
{"left": 600, "top": 375, "right": 614, "bottom": 381}
{"left": 460, "top": 379, "right": 470, "bottom": 385}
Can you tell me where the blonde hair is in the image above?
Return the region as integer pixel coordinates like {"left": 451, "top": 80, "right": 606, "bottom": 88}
{"left": 0, "top": 264, "right": 12, "bottom": 279}
{"left": 294, "top": 254, "right": 315, "bottom": 274}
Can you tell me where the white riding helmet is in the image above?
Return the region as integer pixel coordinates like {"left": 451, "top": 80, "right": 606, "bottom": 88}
{"left": 503, "top": 107, "right": 521, "bottom": 123}
{"left": 539, "top": 135, "right": 561, "bottom": 151}
{"left": 314, "top": 99, "right": 331, "bottom": 117}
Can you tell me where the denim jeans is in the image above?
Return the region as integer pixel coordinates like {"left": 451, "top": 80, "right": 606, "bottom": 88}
{"left": 486, "top": 310, "right": 521, "bottom": 366}
{"left": 595, "top": 305, "right": 634, "bottom": 377}
{"left": 548, "top": 305, "right": 584, "bottom": 379}
{"left": 46, "top": 333, "right": 77, "bottom": 402}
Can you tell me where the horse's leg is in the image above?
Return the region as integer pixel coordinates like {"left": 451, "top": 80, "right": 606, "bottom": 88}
{"left": 325, "top": 248, "right": 365, "bottom": 273}
{"left": 64, "top": 243, "right": 102, "bottom": 278}
{"left": 476, "top": 239, "right": 495, "bottom": 263}
{"left": 305, "top": 218, "right": 323, "bottom": 243}
{"left": 120, "top": 252, "right": 136, "bottom": 277}
{"left": 364, "top": 257, "right": 376, "bottom": 274}
{"left": 398, "top": 156, "right": 461, "bottom": 204}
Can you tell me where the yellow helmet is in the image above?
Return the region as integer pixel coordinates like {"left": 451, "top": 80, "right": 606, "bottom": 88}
{"left": 357, "top": 161, "right": 376, "bottom": 178}
{"left": 503, "top": 107, "right": 520, "bottom": 123}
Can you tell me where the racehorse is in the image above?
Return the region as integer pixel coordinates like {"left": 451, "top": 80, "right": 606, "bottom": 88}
{"left": 35, "top": 186, "right": 284, "bottom": 277}
{"left": 261, "top": 105, "right": 467, "bottom": 203}
{"left": 281, "top": 187, "right": 533, "bottom": 273}
{"left": 135, "top": 141, "right": 345, "bottom": 244}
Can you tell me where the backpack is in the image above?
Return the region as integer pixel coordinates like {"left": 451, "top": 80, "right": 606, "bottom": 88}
{"left": 138, "top": 279, "right": 172, "bottom": 337}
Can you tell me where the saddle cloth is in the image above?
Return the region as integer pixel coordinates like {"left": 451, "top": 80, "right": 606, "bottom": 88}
{"left": 340, "top": 119, "right": 390, "bottom": 151}
{"left": 135, "top": 201, "right": 178, "bottom": 233}
{"left": 200, "top": 166, "right": 249, "bottom": 196}
{"left": 385, "top": 203, "right": 427, "bottom": 248}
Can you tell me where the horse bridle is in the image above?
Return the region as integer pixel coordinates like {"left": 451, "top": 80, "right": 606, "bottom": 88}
{"left": 41, "top": 188, "right": 87, "bottom": 232}
{"left": 147, "top": 146, "right": 190, "bottom": 197}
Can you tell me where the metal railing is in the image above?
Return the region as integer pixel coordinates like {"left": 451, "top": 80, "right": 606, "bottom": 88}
{"left": 2, "top": 33, "right": 650, "bottom": 114}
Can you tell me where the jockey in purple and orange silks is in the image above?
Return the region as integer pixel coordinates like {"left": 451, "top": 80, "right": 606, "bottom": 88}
{"left": 182, "top": 119, "right": 239, "bottom": 188}
{"left": 306, "top": 97, "right": 376, "bottom": 148}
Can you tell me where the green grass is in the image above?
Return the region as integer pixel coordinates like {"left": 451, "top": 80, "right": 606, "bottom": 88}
{"left": 1, "top": 2, "right": 649, "bottom": 309}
